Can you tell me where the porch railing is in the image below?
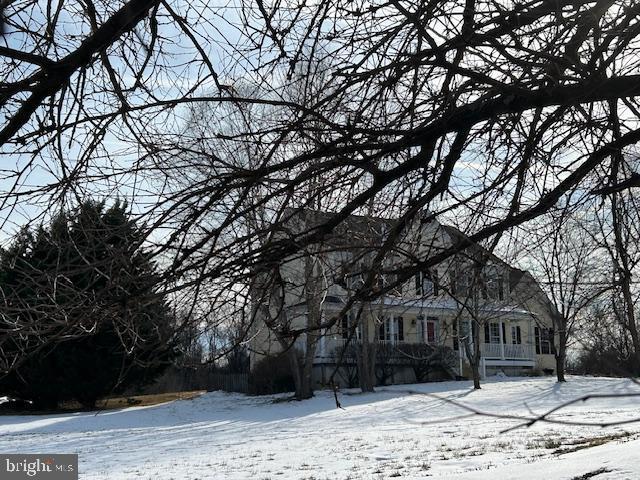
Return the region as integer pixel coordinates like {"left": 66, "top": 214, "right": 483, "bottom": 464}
{"left": 319, "top": 336, "right": 428, "bottom": 356}
{"left": 302, "top": 336, "right": 535, "bottom": 361}
{"left": 480, "top": 342, "right": 535, "bottom": 360}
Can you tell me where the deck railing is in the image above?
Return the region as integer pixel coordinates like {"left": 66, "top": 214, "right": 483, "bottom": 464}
{"left": 480, "top": 342, "right": 535, "bottom": 360}
{"left": 313, "top": 337, "right": 535, "bottom": 361}
{"left": 319, "top": 337, "right": 428, "bottom": 356}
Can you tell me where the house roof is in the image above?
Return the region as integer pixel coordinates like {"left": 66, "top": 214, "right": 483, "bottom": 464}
{"left": 281, "top": 208, "right": 552, "bottom": 303}
{"left": 280, "top": 207, "right": 396, "bottom": 249}
{"left": 284, "top": 208, "right": 517, "bottom": 265}
{"left": 440, "top": 224, "right": 510, "bottom": 267}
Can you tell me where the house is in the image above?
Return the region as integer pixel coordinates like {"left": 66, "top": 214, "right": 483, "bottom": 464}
{"left": 249, "top": 209, "right": 557, "bottom": 388}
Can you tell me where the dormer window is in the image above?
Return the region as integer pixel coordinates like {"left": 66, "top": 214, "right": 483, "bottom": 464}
{"left": 484, "top": 267, "right": 505, "bottom": 301}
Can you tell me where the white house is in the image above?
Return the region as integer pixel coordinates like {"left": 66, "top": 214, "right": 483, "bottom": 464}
{"left": 250, "top": 209, "right": 557, "bottom": 387}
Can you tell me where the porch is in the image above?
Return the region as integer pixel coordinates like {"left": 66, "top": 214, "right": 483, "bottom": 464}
{"left": 295, "top": 311, "right": 539, "bottom": 371}
{"left": 314, "top": 336, "right": 428, "bottom": 362}
{"left": 311, "top": 336, "right": 536, "bottom": 365}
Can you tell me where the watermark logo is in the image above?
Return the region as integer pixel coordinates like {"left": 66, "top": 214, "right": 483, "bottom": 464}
{"left": 0, "top": 455, "right": 77, "bottom": 479}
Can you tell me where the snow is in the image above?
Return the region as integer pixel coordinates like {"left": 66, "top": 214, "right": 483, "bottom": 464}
{"left": 2, "top": 376, "right": 640, "bottom": 479}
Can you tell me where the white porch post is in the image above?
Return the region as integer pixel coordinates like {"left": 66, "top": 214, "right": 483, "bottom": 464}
{"left": 529, "top": 317, "right": 534, "bottom": 358}
{"left": 499, "top": 321, "right": 505, "bottom": 360}
{"left": 480, "top": 356, "right": 486, "bottom": 379}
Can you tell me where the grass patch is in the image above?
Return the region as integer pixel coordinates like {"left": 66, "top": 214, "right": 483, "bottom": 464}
{"left": 526, "top": 436, "right": 564, "bottom": 450}
{"left": 0, "top": 390, "right": 206, "bottom": 415}
{"left": 64, "top": 390, "right": 205, "bottom": 411}
{"left": 570, "top": 467, "right": 611, "bottom": 479}
{"left": 553, "top": 432, "right": 634, "bottom": 455}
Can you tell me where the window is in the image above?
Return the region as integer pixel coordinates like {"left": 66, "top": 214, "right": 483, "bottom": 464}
{"left": 415, "top": 271, "right": 438, "bottom": 297}
{"left": 484, "top": 322, "right": 506, "bottom": 344}
{"left": 490, "top": 323, "right": 501, "bottom": 344}
{"left": 535, "top": 327, "right": 554, "bottom": 354}
{"left": 379, "top": 317, "right": 404, "bottom": 343}
{"left": 485, "top": 322, "right": 499, "bottom": 344}
{"left": 395, "top": 317, "right": 404, "bottom": 342}
{"left": 374, "top": 273, "right": 402, "bottom": 296}
{"left": 485, "top": 275, "right": 504, "bottom": 300}
{"left": 426, "top": 318, "right": 437, "bottom": 343}
{"left": 340, "top": 313, "right": 361, "bottom": 340}
{"left": 511, "top": 325, "right": 522, "bottom": 344}
{"left": 454, "top": 319, "right": 471, "bottom": 350}
{"left": 483, "top": 267, "right": 505, "bottom": 301}
{"left": 452, "top": 271, "right": 472, "bottom": 298}
{"left": 345, "top": 268, "right": 365, "bottom": 291}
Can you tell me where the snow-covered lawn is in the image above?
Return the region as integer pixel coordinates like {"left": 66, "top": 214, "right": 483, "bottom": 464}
{"left": 2, "top": 376, "right": 640, "bottom": 479}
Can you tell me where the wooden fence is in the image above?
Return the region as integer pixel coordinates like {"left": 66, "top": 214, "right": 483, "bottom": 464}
{"left": 139, "top": 367, "right": 249, "bottom": 395}
{"left": 205, "top": 372, "right": 249, "bottom": 393}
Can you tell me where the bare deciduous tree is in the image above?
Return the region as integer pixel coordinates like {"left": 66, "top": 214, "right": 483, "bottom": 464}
{"left": 4, "top": 1, "right": 640, "bottom": 379}
{"left": 522, "top": 203, "right": 608, "bottom": 382}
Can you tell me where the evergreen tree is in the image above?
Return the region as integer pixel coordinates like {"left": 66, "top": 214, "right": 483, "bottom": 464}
{"left": 0, "top": 200, "right": 175, "bottom": 409}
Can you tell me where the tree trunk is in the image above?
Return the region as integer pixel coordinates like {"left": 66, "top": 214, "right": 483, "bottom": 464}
{"left": 280, "top": 331, "right": 316, "bottom": 400}
{"left": 287, "top": 346, "right": 313, "bottom": 399}
{"left": 294, "top": 254, "right": 322, "bottom": 400}
{"left": 301, "top": 337, "right": 316, "bottom": 398}
{"left": 555, "top": 355, "right": 566, "bottom": 382}
{"left": 358, "top": 315, "right": 376, "bottom": 392}
{"left": 472, "top": 320, "right": 482, "bottom": 389}
{"left": 472, "top": 342, "right": 481, "bottom": 389}
{"left": 471, "top": 362, "right": 481, "bottom": 389}
{"left": 462, "top": 323, "right": 481, "bottom": 389}
{"left": 555, "top": 327, "right": 567, "bottom": 382}
{"left": 259, "top": 296, "right": 313, "bottom": 400}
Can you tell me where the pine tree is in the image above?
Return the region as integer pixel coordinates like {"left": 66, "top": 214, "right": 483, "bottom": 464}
{"left": 0, "top": 200, "right": 175, "bottom": 409}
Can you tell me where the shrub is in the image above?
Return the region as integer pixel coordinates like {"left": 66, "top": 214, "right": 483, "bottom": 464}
{"left": 249, "top": 355, "right": 295, "bottom": 395}
{"left": 396, "top": 343, "right": 457, "bottom": 382}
